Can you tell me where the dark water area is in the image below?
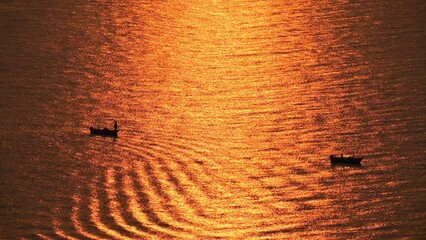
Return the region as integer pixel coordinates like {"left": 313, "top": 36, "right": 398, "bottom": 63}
{"left": 1, "top": 0, "right": 425, "bottom": 239}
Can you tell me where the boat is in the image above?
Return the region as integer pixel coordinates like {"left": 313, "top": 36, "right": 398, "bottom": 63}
{"left": 330, "top": 154, "right": 363, "bottom": 165}
{"left": 89, "top": 127, "right": 118, "bottom": 137}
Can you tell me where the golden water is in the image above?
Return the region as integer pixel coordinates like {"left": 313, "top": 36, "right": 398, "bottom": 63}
{"left": 1, "top": 0, "right": 425, "bottom": 239}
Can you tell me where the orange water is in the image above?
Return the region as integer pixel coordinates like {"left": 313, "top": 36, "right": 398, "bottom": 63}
{"left": 1, "top": 0, "right": 425, "bottom": 239}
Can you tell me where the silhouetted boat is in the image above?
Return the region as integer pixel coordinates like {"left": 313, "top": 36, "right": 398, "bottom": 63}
{"left": 330, "top": 155, "right": 363, "bottom": 165}
{"left": 89, "top": 127, "right": 118, "bottom": 137}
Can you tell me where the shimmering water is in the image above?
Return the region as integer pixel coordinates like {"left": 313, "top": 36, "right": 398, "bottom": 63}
{"left": 1, "top": 0, "right": 425, "bottom": 239}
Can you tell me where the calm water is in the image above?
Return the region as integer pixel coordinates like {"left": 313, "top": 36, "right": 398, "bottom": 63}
{"left": 1, "top": 0, "right": 425, "bottom": 239}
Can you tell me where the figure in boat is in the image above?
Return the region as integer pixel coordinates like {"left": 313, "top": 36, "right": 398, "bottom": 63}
{"left": 330, "top": 153, "right": 363, "bottom": 165}
{"left": 90, "top": 120, "right": 119, "bottom": 137}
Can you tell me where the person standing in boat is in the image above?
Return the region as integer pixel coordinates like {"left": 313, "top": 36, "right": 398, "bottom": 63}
{"left": 114, "top": 120, "right": 118, "bottom": 131}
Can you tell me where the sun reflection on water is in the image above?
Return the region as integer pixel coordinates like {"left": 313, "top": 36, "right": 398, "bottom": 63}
{"left": 20, "top": 0, "right": 423, "bottom": 239}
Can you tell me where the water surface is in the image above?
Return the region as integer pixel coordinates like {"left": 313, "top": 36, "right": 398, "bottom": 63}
{"left": 1, "top": 0, "right": 425, "bottom": 239}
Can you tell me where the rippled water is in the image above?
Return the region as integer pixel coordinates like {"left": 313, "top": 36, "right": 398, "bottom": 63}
{"left": 1, "top": 0, "right": 425, "bottom": 239}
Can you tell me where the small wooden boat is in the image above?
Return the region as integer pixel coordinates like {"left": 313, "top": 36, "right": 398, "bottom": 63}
{"left": 90, "top": 127, "right": 118, "bottom": 137}
{"left": 330, "top": 155, "right": 363, "bottom": 165}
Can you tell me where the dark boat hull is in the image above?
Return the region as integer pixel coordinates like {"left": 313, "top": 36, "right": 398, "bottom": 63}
{"left": 330, "top": 155, "right": 362, "bottom": 165}
{"left": 90, "top": 127, "right": 118, "bottom": 137}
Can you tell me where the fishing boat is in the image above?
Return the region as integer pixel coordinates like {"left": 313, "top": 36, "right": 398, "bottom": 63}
{"left": 330, "top": 154, "right": 363, "bottom": 165}
{"left": 89, "top": 127, "right": 118, "bottom": 137}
